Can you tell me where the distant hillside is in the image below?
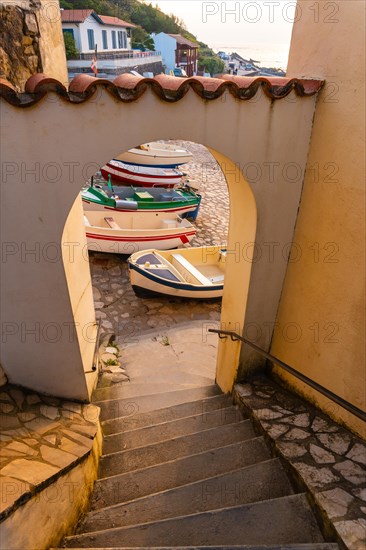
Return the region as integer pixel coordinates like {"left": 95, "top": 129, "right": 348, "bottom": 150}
{"left": 60, "top": 0, "right": 225, "bottom": 74}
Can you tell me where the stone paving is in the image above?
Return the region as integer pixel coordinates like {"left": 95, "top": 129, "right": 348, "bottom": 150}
{"left": 0, "top": 385, "right": 100, "bottom": 519}
{"left": 234, "top": 377, "right": 366, "bottom": 550}
{"left": 89, "top": 140, "right": 229, "bottom": 336}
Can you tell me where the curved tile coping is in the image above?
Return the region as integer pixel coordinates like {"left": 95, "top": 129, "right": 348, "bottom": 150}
{"left": 233, "top": 378, "right": 366, "bottom": 550}
{"left": 0, "top": 385, "right": 102, "bottom": 549}
{"left": 0, "top": 73, "right": 324, "bottom": 107}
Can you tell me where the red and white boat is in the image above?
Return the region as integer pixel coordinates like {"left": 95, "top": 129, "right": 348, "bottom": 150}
{"left": 100, "top": 159, "right": 184, "bottom": 188}
{"left": 84, "top": 210, "right": 196, "bottom": 254}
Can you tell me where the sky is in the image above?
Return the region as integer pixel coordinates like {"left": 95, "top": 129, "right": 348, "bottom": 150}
{"left": 152, "top": 0, "right": 296, "bottom": 68}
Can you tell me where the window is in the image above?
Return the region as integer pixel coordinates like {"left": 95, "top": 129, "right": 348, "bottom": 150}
{"left": 122, "top": 31, "right": 127, "bottom": 49}
{"left": 87, "top": 29, "right": 95, "bottom": 50}
{"left": 111, "top": 30, "right": 117, "bottom": 49}
{"left": 102, "top": 30, "right": 108, "bottom": 49}
{"left": 118, "top": 31, "right": 123, "bottom": 49}
{"left": 63, "top": 29, "right": 74, "bottom": 39}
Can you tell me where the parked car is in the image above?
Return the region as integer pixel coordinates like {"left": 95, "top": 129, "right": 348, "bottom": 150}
{"left": 173, "top": 67, "right": 188, "bottom": 77}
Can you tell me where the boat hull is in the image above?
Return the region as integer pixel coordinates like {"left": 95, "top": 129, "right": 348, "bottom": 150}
{"left": 81, "top": 186, "right": 201, "bottom": 217}
{"left": 84, "top": 212, "right": 196, "bottom": 254}
{"left": 82, "top": 199, "right": 199, "bottom": 216}
{"left": 101, "top": 161, "right": 183, "bottom": 188}
{"left": 128, "top": 247, "right": 225, "bottom": 299}
{"left": 116, "top": 143, "right": 192, "bottom": 167}
{"left": 129, "top": 266, "right": 224, "bottom": 299}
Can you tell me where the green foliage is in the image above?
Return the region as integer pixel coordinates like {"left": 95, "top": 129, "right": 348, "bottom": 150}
{"left": 198, "top": 56, "right": 225, "bottom": 76}
{"left": 131, "top": 25, "right": 155, "bottom": 50}
{"left": 63, "top": 32, "right": 79, "bottom": 59}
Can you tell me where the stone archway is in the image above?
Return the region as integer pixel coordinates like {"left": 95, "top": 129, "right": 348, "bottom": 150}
{"left": 0, "top": 77, "right": 320, "bottom": 400}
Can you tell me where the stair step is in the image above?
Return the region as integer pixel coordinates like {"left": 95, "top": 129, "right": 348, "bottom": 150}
{"left": 93, "top": 382, "right": 220, "bottom": 403}
{"left": 103, "top": 407, "right": 244, "bottom": 454}
{"left": 102, "top": 394, "right": 234, "bottom": 435}
{"left": 92, "top": 437, "right": 271, "bottom": 509}
{"left": 79, "top": 458, "right": 293, "bottom": 533}
{"left": 97, "top": 386, "right": 222, "bottom": 421}
{"left": 59, "top": 545, "right": 340, "bottom": 550}
{"left": 63, "top": 494, "right": 325, "bottom": 547}
{"left": 100, "top": 420, "right": 255, "bottom": 478}
{"left": 58, "top": 545, "right": 340, "bottom": 550}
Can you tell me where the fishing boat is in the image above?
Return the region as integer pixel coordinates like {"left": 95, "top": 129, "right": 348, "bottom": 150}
{"left": 81, "top": 178, "right": 201, "bottom": 218}
{"left": 100, "top": 159, "right": 183, "bottom": 188}
{"left": 128, "top": 246, "right": 226, "bottom": 299}
{"left": 116, "top": 142, "right": 193, "bottom": 168}
{"left": 84, "top": 210, "right": 196, "bottom": 255}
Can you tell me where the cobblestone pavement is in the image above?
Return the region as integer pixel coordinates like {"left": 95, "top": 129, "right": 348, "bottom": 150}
{"left": 235, "top": 378, "right": 366, "bottom": 550}
{"left": 89, "top": 141, "right": 229, "bottom": 337}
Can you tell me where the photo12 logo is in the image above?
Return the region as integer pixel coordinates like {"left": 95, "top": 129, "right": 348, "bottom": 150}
{"left": 202, "top": 1, "right": 340, "bottom": 24}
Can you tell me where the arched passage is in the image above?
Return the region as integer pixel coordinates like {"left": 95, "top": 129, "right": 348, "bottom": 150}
{"left": 0, "top": 78, "right": 320, "bottom": 400}
{"left": 208, "top": 149, "right": 256, "bottom": 391}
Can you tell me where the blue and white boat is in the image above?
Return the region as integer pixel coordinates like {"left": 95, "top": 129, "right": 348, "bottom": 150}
{"left": 128, "top": 246, "right": 226, "bottom": 299}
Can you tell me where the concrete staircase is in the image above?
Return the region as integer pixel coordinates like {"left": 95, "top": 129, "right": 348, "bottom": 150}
{"left": 62, "top": 325, "right": 339, "bottom": 549}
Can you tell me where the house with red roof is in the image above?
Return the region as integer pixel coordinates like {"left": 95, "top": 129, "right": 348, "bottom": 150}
{"left": 151, "top": 32, "right": 198, "bottom": 76}
{"left": 61, "top": 9, "right": 135, "bottom": 55}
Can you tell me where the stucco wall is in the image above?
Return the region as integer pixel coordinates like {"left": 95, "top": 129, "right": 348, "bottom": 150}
{"left": 63, "top": 16, "right": 130, "bottom": 54}
{"left": 270, "top": 0, "right": 366, "bottom": 436}
{"left": 152, "top": 33, "right": 176, "bottom": 72}
{"left": 0, "top": 85, "right": 317, "bottom": 399}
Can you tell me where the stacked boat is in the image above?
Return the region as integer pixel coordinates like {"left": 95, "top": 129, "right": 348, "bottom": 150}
{"left": 82, "top": 142, "right": 199, "bottom": 254}
{"left": 82, "top": 142, "right": 226, "bottom": 299}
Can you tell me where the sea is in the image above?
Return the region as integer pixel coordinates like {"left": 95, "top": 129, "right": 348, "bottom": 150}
{"left": 211, "top": 42, "right": 290, "bottom": 71}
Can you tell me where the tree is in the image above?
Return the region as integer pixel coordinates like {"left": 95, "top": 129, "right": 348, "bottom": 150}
{"left": 63, "top": 32, "right": 79, "bottom": 60}
{"left": 198, "top": 56, "right": 224, "bottom": 77}
{"left": 131, "top": 26, "right": 155, "bottom": 51}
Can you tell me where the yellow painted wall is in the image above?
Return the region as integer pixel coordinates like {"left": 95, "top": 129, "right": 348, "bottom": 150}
{"left": 61, "top": 196, "right": 98, "bottom": 396}
{"left": 271, "top": 0, "right": 366, "bottom": 436}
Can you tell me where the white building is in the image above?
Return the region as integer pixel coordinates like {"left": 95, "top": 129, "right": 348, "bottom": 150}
{"left": 151, "top": 32, "right": 198, "bottom": 76}
{"left": 61, "top": 9, "right": 135, "bottom": 55}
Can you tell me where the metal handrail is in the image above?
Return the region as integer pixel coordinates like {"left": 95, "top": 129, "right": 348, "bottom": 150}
{"left": 84, "top": 318, "right": 102, "bottom": 374}
{"left": 209, "top": 328, "right": 366, "bottom": 422}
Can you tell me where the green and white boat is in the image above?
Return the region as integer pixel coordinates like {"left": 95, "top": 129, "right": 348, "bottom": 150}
{"left": 81, "top": 177, "right": 201, "bottom": 219}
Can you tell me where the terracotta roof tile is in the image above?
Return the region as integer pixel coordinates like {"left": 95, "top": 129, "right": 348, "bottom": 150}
{"left": 61, "top": 9, "right": 94, "bottom": 23}
{"left": 220, "top": 74, "right": 323, "bottom": 98}
{"left": 0, "top": 74, "right": 324, "bottom": 108}
{"left": 167, "top": 34, "right": 198, "bottom": 48}
{"left": 25, "top": 74, "right": 67, "bottom": 95}
{"left": 98, "top": 15, "right": 136, "bottom": 28}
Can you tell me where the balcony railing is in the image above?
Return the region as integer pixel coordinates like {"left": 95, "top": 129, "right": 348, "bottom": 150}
{"left": 77, "top": 50, "right": 161, "bottom": 61}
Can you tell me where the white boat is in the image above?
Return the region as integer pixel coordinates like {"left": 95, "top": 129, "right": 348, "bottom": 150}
{"left": 101, "top": 160, "right": 183, "bottom": 188}
{"left": 116, "top": 142, "right": 193, "bottom": 168}
{"left": 128, "top": 246, "right": 226, "bottom": 299}
{"left": 84, "top": 210, "right": 196, "bottom": 254}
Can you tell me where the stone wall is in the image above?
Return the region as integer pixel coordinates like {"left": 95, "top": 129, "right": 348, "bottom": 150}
{"left": 0, "top": 3, "right": 42, "bottom": 90}
{"left": 0, "top": 0, "right": 68, "bottom": 91}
